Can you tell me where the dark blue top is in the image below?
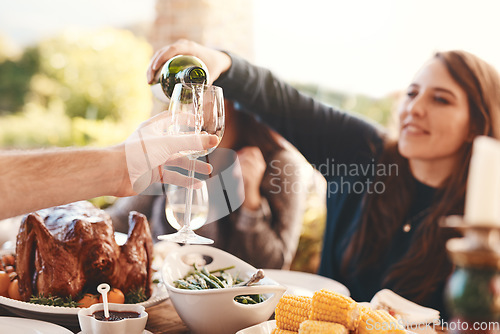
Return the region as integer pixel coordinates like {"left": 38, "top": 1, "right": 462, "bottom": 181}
{"left": 215, "top": 53, "right": 443, "bottom": 312}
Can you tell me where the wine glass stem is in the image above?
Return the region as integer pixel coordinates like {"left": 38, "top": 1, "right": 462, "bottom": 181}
{"left": 183, "top": 158, "right": 197, "bottom": 231}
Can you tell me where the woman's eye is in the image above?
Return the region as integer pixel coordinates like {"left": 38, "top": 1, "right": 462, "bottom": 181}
{"left": 406, "top": 91, "right": 417, "bottom": 98}
{"left": 435, "top": 96, "right": 449, "bottom": 104}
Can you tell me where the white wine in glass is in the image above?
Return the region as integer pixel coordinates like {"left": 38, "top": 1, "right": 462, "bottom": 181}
{"left": 158, "top": 83, "right": 224, "bottom": 244}
{"left": 165, "top": 183, "right": 209, "bottom": 231}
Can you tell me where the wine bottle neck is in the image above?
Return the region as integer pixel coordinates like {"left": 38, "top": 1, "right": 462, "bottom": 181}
{"left": 179, "top": 66, "right": 207, "bottom": 85}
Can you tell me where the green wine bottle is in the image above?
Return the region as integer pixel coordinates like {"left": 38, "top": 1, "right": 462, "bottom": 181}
{"left": 157, "top": 55, "right": 209, "bottom": 99}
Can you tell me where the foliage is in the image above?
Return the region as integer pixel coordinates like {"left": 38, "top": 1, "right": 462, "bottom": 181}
{"left": 292, "top": 82, "right": 397, "bottom": 127}
{"left": 29, "top": 294, "right": 81, "bottom": 308}
{"left": 0, "top": 101, "right": 72, "bottom": 148}
{"left": 0, "top": 47, "right": 39, "bottom": 115}
{"left": 291, "top": 174, "right": 328, "bottom": 274}
{"left": 0, "top": 28, "right": 153, "bottom": 148}
{"left": 124, "top": 287, "right": 148, "bottom": 304}
{"left": 35, "top": 28, "right": 152, "bottom": 122}
{"left": 88, "top": 196, "right": 117, "bottom": 210}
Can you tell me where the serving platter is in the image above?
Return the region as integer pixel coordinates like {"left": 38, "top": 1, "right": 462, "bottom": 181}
{"left": 0, "top": 232, "right": 169, "bottom": 327}
{"left": 0, "top": 283, "right": 168, "bottom": 327}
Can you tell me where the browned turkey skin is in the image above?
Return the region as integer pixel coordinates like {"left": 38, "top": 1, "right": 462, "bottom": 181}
{"left": 16, "top": 201, "right": 153, "bottom": 302}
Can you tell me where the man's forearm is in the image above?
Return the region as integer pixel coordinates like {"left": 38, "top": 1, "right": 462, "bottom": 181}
{"left": 0, "top": 146, "right": 129, "bottom": 220}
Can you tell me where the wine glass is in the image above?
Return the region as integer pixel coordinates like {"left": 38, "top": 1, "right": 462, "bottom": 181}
{"left": 165, "top": 182, "right": 209, "bottom": 231}
{"left": 158, "top": 83, "right": 224, "bottom": 244}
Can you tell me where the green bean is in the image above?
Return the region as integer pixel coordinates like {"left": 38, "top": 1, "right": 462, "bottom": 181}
{"left": 201, "top": 267, "right": 211, "bottom": 277}
{"left": 209, "top": 274, "right": 226, "bottom": 288}
{"left": 209, "top": 265, "right": 235, "bottom": 273}
{"left": 185, "top": 275, "right": 199, "bottom": 286}
{"left": 235, "top": 296, "right": 258, "bottom": 304}
{"left": 174, "top": 279, "right": 202, "bottom": 290}
{"left": 196, "top": 271, "right": 221, "bottom": 289}
{"left": 194, "top": 274, "right": 208, "bottom": 289}
{"left": 177, "top": 264, "right": 267, "bottom": 304}
{"left": 251, "top": 294, "right": 265, "bottom": 303}
{"left": 221, "top": 272, "right": 233, "bottom": 287}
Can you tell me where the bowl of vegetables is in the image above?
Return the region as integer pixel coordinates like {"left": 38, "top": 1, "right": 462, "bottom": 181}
{"left": 161, "top": 245, "right": 287, "bottom": 334}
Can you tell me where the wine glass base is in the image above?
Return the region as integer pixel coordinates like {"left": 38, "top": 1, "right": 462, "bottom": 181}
{"left": 157, "top": 230, "right": 214, "bottom": 245}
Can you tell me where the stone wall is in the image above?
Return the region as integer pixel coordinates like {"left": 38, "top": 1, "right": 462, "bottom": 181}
{"left": 149, "top": 0, "right": 254, "bottom": 61}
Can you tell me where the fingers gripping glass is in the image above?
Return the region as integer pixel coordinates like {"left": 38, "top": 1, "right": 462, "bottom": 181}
{"left": 158, "top": 83, "right": 225, "bottom": 244}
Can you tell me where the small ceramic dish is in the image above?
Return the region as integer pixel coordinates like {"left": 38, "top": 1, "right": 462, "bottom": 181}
{"left": 77, "top": 303, "right": 148, "bottom": 334}
{"left": 162, "top": 245, "right": 287, "bottom": 334}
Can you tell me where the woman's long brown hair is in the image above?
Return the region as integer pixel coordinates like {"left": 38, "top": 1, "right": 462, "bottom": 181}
{"left": 342, "top": 50, "right": 500, "bottom": 304}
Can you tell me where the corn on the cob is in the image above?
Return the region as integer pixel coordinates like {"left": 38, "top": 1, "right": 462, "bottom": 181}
{"left": 298, "top": 320, "right": 348, "bottom": 334}
{"left": 309, "top": 289, "right": 360, "bottom": 330}
{"left": 271, "top": 328, "right": 297, "bottom": 334}
{"left": 275, "top": 295, "right": 312, "bottom": 332}
{"left": 358, "top": 308, "right": 405, "bottom": 334}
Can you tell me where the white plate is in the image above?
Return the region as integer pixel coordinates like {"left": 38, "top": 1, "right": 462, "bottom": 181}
{"left": 237, "top": 320, "right": 418, "bottom": 334}
{"left": 264, "top": 269, "right": 350, "bottom": 297}
{"left": 236, "top": 320, "right": 277, "bottom": 334}
{"left": 370, "top": 289, "right": 440, "bottom": 325}
{"left": 0, "top": 283, "right": 168, "bottom": 327}
{"left": 0, "top": 316, "right": 73, "bottom": 333}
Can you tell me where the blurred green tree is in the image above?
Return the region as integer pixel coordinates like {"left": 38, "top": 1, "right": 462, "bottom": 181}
{"left": 0, "top": 34, "right": 39, "bottom": 115}
{"left": 292, "top": 82, "right": 398, "bottom": 127}
{"left": 0, "top": 28, "right": 153, "bottom": 148}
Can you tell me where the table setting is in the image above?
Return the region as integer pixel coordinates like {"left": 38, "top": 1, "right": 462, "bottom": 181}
{"left": 0, "top": 235, "right": 446, "bottom": 334}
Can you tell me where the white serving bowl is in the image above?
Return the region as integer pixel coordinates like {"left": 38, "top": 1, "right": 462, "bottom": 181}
{"left": 77, "top": 303, "right": 148, "bottom": 334}
{"left": 162, "top": 245, "right": 287, "bottom": 334}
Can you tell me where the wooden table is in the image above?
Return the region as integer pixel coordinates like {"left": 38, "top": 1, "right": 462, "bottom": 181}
{"left": 144, "top": 300, "right": 189, "bottom": 334}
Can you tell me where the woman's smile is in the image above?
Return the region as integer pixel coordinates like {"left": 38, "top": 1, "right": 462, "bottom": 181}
{"left": 401, "top": 121, "right": 430, "bottom": 136}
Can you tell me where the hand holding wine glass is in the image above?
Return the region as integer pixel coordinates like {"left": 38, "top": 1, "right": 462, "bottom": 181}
{"left": 123, "top": 111, "right": 217, "bottom": 194}
{"left": 158, "top": 82, "right": 224, "bottom": 244}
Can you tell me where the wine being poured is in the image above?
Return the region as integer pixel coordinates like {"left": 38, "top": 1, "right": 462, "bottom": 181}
{"left": 158, "top": 82, "right": 225, "bottom": 244}
{"left": 150, "top": 55, "right": 209, "bottom": 103}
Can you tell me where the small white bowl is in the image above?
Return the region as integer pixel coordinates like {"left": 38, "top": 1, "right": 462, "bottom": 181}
{"left": 77, "top": 303, "right": 148, "bottom": 334}
{"left": 162, "top": 245, "right": 287, "bottom": 334}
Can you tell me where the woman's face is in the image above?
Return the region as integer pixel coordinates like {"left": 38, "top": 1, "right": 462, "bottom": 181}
{"left": 398, "top": 57, "right": 470, "bottom": 163}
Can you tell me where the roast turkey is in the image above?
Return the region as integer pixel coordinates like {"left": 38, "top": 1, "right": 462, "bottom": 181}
{"left": 16, "top": 201, "right": 153, "bottom": 301}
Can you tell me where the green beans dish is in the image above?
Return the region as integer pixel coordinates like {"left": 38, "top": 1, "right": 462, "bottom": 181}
{"left": 173, "top": 264, "right": 266, "bottom": 304}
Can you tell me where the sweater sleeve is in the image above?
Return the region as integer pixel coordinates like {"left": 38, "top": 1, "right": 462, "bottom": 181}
{"left": 215, "top": 53, "right": 384, "bottom": 169}
{"left": 225, "top": 149, "right": 311, "bottom": 269}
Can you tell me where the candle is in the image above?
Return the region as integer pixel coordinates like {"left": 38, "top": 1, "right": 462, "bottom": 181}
{"left": 465, "top": 136, "right": 500, "bottom": 225}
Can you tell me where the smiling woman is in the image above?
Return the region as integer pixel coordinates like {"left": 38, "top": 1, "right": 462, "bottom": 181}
{"left": 342, "top": 50, "right": 500, "bottom": 315}
{"left": 398, "top": 57, "right": 471, "bottom": 187}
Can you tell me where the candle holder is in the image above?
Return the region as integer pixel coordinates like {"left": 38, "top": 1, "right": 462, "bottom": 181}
{"left": 441, "top": 215, "right": 500, "bottom": 328}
